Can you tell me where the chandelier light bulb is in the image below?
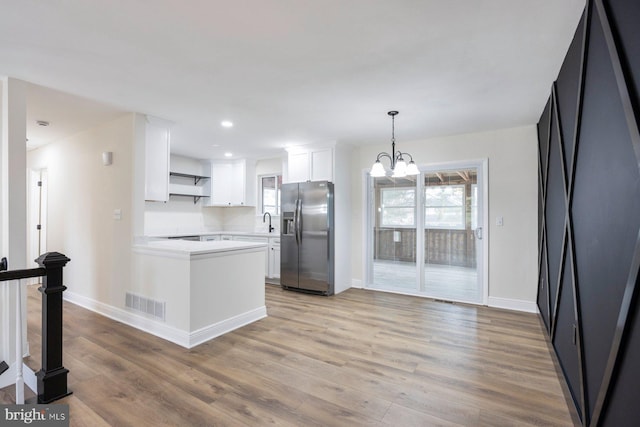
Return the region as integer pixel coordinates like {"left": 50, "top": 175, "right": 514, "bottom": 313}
{"left": 406, "top": 161, "right": 420, "bottom": 176}
{"left": 370, "top": 160, "right": 386, "bottom": 177}
{"left": 392, "top": 159, "right": 408, "bottom": 177}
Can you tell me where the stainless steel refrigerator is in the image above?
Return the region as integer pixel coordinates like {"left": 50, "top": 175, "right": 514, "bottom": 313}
{"left": 281, "top": 181, "right": 335, "bottom": 295}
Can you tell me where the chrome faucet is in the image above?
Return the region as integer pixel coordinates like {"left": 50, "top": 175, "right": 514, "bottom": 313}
{"left": 263, "top": 212, "right": 274, "bottom": 233}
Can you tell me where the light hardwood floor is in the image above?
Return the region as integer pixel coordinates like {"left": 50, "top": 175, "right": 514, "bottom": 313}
{"left": 1, "top": 284, "right": 576, "bottom": 426}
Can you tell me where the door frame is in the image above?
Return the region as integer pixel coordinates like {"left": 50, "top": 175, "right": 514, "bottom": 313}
{"left": 27, "top": 168, "right": 47, "bottom": 275}
{"left": 362, "top": 158, "right": 489, "bottom": 305}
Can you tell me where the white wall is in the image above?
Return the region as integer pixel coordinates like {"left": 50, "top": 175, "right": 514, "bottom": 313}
{"left": 145, "top": 199, "right": 224, "bottom": 235}
{"left": 334, "top": 144, "right": 353, "bottom": 294}
{"left": 27, "top": 113, "right": 134, "bottom": 307}
{"left": 351, "top": 125, "right": 539, "bottom": 305}
{"left": 256, "top": 156, "right": 283, "bottom": 177}
{"left": 0, "top": 77, "right": 28, "bottom": 368}
{"left": 216, "top": 206, "right": 256, "bottom": 232}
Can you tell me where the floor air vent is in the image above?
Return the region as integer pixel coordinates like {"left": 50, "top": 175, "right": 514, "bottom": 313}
{"left": 125, "top": 292, "right": 166, "bottom": 321}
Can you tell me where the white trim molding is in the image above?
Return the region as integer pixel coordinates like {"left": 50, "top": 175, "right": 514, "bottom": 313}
{"left": 351, "top": 279, "right": 364, "bottom": 289}
{"left": 23, "top": 363, "right": 36, "bottom": 393}
{"left": 64, "top": 291, "right": 267, "bottom": 349}
{"left": 188, "top": 306, "right": 267, "bottom": 348}
{"left": 487, "top": 296, "right": 539, "bottom": 313}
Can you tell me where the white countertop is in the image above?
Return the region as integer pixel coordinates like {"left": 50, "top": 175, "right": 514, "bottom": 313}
{"left": 133, "top": 239, "right": 267, "bottom": 257}
{"left": 147, "top": 231, "right": 278, "bottom": 238}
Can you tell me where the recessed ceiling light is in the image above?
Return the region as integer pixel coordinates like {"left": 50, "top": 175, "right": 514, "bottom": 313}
{"left": 224, "top": 152, "right": 233, "bottom": 157}
{"left": 36, "top": 120, "right": 50, "bottom": 127}
{"left": 221, "top": 121, "right": 233, "bottom": 128}
{"left": 211, "top": 144, "right": 220, "bottom": 147}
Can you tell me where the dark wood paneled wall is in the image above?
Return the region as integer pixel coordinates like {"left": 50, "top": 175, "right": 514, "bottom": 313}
{"left": 537, "top": 1, "right": 640, "bottom": 425}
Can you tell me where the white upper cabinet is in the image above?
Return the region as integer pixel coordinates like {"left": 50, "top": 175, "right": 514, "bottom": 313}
{"left": 144, "top": 116, "right": 171, "bottom": 202}
{"left": 285, "top": 145, "right": 333, "bottom": 183}
{"left": 287, "top": 151, "right": 309, "bottom": 183}
{"left": 206, "top": 159, "right": 256, "bottom": 206}
{"left": 209, "top": 161, "right": 233, "bottom": 205}
{"left": 310, "top": 148, "right": 333, "bottom": 181}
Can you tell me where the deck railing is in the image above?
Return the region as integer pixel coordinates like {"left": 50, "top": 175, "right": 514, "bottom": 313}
{"left": 0, "top": 252, "right": 71, "bottom": 404}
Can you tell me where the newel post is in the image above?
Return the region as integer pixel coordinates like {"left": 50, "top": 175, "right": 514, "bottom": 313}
{"left": 35, "top": 252, "right": 72, "bottom": 403}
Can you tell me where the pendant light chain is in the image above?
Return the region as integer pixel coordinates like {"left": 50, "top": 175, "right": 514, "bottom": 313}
{"left": 391, "top": 112, "right": 396, "bottom": 168}
{"left": 369, "top": 110, "right": 419, "bottom": 178}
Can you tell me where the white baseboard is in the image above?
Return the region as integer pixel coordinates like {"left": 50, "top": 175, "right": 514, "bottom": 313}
{"left": 64, "top": 291, "right": 266, "bottom": 349}
{"left": 23, "top": 363, "right": 36, "bottom": 393}
{"left": 487, "top": 296, "right": 539, "bottom": 313}
{"left": 351, "top": 279, "right": 364, "bottom": 289}
{"left": 188, "top": 307, "right": 267, "bottom": 348}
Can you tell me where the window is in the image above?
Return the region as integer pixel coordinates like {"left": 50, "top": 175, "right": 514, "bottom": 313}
{"left": 380, "top": 188, "right": 415, "bottom": 227}
{"left": 260, "top": 174, "right": 281, "bottom": 215}
{"left": 425, "top": 185, "right": 465, "bottom": 229}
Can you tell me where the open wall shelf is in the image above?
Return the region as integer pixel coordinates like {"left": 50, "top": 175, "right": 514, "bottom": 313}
{"left": 169, "top": 171, "right": 211, "bottom": 204}
{"left": 169, "top": 171, "right": 210, "bottom": 185}
{"left": 169, "top": 193, "right": 209, "bottom": 204}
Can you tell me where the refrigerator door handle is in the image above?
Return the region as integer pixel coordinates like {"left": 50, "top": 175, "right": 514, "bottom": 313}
{"left": 296, "top": 198, "right": 302, "bottom": 244}
{"left": 294, "top": 199, "right": 301, "bottom": 245}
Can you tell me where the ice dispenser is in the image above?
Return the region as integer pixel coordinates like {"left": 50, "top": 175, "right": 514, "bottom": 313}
{"left": 282, "top": 212, "right": 295, "bottom": 235}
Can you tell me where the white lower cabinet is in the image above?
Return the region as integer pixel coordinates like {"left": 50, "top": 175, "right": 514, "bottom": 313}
{"left": 269, "top": 238, "right": 280, "bottom": 280}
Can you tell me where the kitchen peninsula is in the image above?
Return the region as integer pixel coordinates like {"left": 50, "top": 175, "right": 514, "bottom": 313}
{"left": 131, "top": 239, "right": 267, "bottom": 348}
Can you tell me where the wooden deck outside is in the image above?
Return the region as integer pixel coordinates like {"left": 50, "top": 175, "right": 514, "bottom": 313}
{"left": 372, "top": 260, "right": 480, "bottom": 303}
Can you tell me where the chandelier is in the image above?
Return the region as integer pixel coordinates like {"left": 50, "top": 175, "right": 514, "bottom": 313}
{"left": 370, "top": 111, "right": 419, "bottom": 178}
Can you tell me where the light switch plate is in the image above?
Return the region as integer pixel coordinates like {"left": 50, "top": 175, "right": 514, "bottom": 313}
{"left": 496, "top": 216, "right": 504, "bottom": 226}
{"left": 113, "top": 209, "right": 122, "bottom": 220}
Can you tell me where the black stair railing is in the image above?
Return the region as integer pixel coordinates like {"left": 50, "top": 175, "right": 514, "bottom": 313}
{"left": 0, "top": 258, "right": 7, "bottom": 376}
{"left": 0, "top": 252, "right": 72, "bottom": 403}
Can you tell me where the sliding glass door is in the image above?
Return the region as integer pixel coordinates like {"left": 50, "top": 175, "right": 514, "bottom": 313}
{"left": 422, "top": 168, "right": 481, "bottom": 302}
{"left": 367, "top": 161, "right": 485, "bottom": 304}
{"left": 370, "top": 175, "right": 418, "bottom": 290}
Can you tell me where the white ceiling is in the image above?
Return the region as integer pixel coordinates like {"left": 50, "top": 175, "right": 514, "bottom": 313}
{"left": 0, "top": 0, "right": 584, "bottom": 159}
